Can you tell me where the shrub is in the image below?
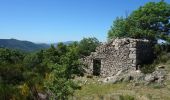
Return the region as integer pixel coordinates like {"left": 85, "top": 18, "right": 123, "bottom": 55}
{"left": 119, "top": 95, "right": 135, "bottom": 100}
{"left": 156, "top": 52, "right": 170, "bottom": 63}
{"left": 141, "top": 63, "right": 156, "bottom": 74}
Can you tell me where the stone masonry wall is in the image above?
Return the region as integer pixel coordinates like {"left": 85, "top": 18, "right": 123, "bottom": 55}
{"left": 83, "top": 38, "right": 154, "bottom": 77}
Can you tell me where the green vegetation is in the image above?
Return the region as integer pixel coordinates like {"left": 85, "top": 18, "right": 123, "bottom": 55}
{"left": 78, "top": 37, "right": 100, "bottom": 57}
{"left": 73, "top": 76, "right": 170, "bottom": 100}
{"left": 119, "top": 95, "right": 135, "bottom": 100}
{"left": 1, "top": 1, "right": 170, "bottom": 100}
{"left": 141, "top": 44, "right": 170, "bottom": 74}
{"left": 0, "top": 37, "right": 99, "bottom": 100}
{"left": 73, "top": 1, "right": 170, "bottom": 99}
{"left": 0, "top": 39, "right": 50, "bottom": 52}
{"left": 108, "top": 1, "right": 170, "bottom": 42}
{"left": 108, "top": 1, "right": 170, "bottom": 74}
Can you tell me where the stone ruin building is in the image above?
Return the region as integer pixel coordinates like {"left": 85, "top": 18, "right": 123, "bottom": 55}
{"left": 83, "top": 38, "right": 154, "bottom": 77}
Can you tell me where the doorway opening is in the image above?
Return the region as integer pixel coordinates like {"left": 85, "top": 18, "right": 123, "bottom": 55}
{"left": 93, "top": 59, "right": 101, "bottom": 76}
{"left": 136, "top": 65, "right": 140, "bottom": 70}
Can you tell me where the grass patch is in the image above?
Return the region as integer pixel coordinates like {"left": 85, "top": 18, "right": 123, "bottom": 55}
{"left": 119, "top": 95, "right": 135, "bottom": 100}
{"left": 73, "top": 51, "right": 170, "bottom": 100}
{"left": 151, "top": 84, "right": 164, "bottom": 89}
{"left": 74, "top": 82, "right": 127, "bottom": 97}
{"left": 73, "top": 80, "right": 170, "bottom": 100}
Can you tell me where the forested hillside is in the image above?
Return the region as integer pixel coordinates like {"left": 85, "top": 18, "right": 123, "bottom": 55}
{"left": 0, "top": 39, "right": 50, "bottom": 52}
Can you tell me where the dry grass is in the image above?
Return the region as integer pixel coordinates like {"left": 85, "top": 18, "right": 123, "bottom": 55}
{"left": 72, "top": 81, "right": 170, "bottom": 100}
{"left": 71, "top": 59, "right": 170, "bottom": 100}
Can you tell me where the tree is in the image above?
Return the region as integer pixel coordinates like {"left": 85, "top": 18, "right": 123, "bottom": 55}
{"left": 78, "top": 37, "right": 100, "bottom": 57}
{"left": 43, "top": 45, "right": 60, "bottom": 64}
{"left": 44, "top": 64, "right": 78, "bottom": 100}
{"left": 108, "top": 17, "right": 130, "bottom": 39}
{"left": 108, "top": 1, "right": 170, "bottom": 42}
{"left": 0, "top": 37, "right": 100, "bottom": 99}
{"left": 43, "top": 42, "right": 83, "bottom": 99}
{"left": 0, "top": 48, "right": 24, "bottom": 64}
{"left": 63, "top": 42, "right": 84, "bottom": 77}
{"left": 0, "top": 48, "right": 25, "bottom": 99}
{"left": 57, "top": 42, "right": 68, "bottom": 56}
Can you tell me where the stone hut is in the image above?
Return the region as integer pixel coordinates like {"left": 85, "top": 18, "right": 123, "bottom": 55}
{"left": 83, "top": 38, "right": 154, "bottom": 77}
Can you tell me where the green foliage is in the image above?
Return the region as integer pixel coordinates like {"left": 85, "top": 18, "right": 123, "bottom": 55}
{"left": 64, "top": 43, "right": 84, "bottom": 77}
{"left": 154, "top": 43, "right": 170, "bottom": 55}
{"left": 24, "top": 53, "right": 42, "bottom": 68}
{"left": 129, "top": 1, "right": 170, "bottom": 40}
{"left": 152, "top": 83, "right": 164, "bottom": 89}
{"left": 141, "top": 50, "right": 170, "bottom": 74}
{"left": 155, "top": 52, "right": 170, "bottom": 63}
{"left": 0, "top": 48, "right": 24, "bottom": 85}
{"left": 0, "top": 48, "right": 24, "bottom": 64}
{"left": 78, "top": 37, "right": 100, "bottom": 57}
{"left": 44, "top": 64, "right": 79, "bottom": 100}
{"left": 0, "top": 37, "right": 99, "bottom": 99}
{"left": 0, "top": 39, "right": 50, "bottom": 52}
{"left": 108, "top": 1, "right": 170, "bottom": 74}
{"left": 57, "top": 42, "right": 68, "bottom": 56}
{"left": 0, "top": 49, "right": 29, "bottom": 99}
{"left": 43, "top": 45, "right": 60, "bottom": 63}
{"left": 108, "top": 17, "right": 130, "bottom": 39}
{"left": 108, "top": 1, "right": 170, "bottom": 42}
{"left": 141, "top": 63, "right": 156, "bottom": 74}
{"left": 42, "top": 38, "right": 100, "bottom": 99}
{"left": 119, "top": 95, "right": 135, "bottom": 100}
{"left": 0, "top": 83, "right": 14, "bottom": 100}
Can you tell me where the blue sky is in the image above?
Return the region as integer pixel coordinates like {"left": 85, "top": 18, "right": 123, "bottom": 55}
{"left": 0, "top": 0, "right": 170, "bottom": 43}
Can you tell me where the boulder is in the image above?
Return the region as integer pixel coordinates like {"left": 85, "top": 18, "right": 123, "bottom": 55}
{"left": 38, "top": 93, "right": 48, "bottom": 100}
{"left": 102, "top": 76, "right": 119, "bottom": 83}
{"left": 144, "top": 74, "right": 155, "bottom": 84}
{"left": 144, "top": 68, "right": 166, "bottom": 84}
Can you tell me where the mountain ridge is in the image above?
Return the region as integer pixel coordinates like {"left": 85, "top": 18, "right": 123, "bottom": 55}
{"left": 0, "top": 39, "right": 75, "bottom": 52}
{"left": 0, "top": 39, "right": 51, "bottom": 52}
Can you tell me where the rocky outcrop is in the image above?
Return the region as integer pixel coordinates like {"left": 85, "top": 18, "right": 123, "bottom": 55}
{"left": 101, "top": 70, "right": 144, "bottom": 84}
{"left": 144, "top": 66, "right": 167, "bottom": 85}
{"left": 101, "top": 65, "right": 167, "bottom": 85}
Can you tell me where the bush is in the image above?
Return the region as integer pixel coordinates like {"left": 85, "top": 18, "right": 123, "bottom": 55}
{"left": 152, "top": 84, "right": 164, "bottom": 89}
{"left": 140, "top": 52, "right": 170, "bottom": 74}
{"left": 119, "top": 95, "right": 135, "bottom": 100}
{"left": 154, "top": 44, "right": 170, "bottom": 57}
{"left": 156, "top": 52, "right": 170, "bottom": 63}
{"left": 141, "top": 63, "right": 156, "bottom": 74}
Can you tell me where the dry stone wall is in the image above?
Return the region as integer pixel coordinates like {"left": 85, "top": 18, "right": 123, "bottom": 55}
{"left": 83, "top": 38, "right": 154, "bottom": 77}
